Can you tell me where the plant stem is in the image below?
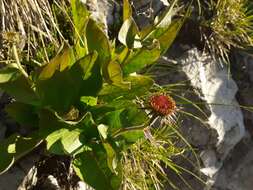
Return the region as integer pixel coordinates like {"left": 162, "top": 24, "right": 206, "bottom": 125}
{"left": 12, "top": 44, "right": 29, "bottom": 78}
{"left": 112, "top": 124, "right": 146, "bottom": 138}
{"left": 112, "top": 115, "right": 159, "bottom": 138}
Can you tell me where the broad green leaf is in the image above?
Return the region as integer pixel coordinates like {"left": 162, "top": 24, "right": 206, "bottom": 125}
{"left": 15, "top": 134, "right": 42, "bottom": 159}
{"left": 5, "top": 102, "right": 38, "bottom": 127}
{"left": 86, "top": 19, "right": 111, "bottom": 64}
{"left": 153, "top": 18, "right": 185, "bottom": 55}
{"left": 40, "top": 111, "right": 98, "bottom": 155}
{"left": 85, "top": 19, "right": 108, "bottom": 95}
{"left": 159, "top": 4, "right": 191, "bottom": 54}
{"left": 123, "top": 0, "right": 132, "bottom": 21}
{"left": 73, "top": 151, "right": 115, "bottom": 190}
{"left": 39, "top": 110, "right": 69, "bottom": 154}
{"left": 118, "top": 18, "right": 142, "bottom": 49}
{"left": 78, "top": 51, "right": 98, "bottom": 80}
{"left": 122, "top": 130, "right": 144, "bottom": 143}
{"left": 78, "top": 52, "right": 102, "bottom": 97}
{"left": 98, "top": 109, "right": 124, "bottom": 133}
{"left": 144, "top": 2, "right": 190, "bottom": 55}
{"left": 71, "top": 0, "right": 89, "bottom": 37}
{"left": 37, "top": 69, "right": 80, "bottom": 111}
{"left": 0, "top": 134, "right": 42, "bottom": 174}
{"left": 71, "top": 0, "right": 89, "bottom": 59}
{"left": 1, "top": 75, "right": 40, "bottom": 106}
{"left": 96, "top": 101, "right": 148, "bottom": 142}
{"left": 103, "top": 61, "right": 130, "bottom": 89}
{"left": 79, "top": 63, "right": 103, "bottom": 98}
{"left": 0, "top": 66, "right": 19, "bottom": 83}
{"left": 74, "top": 38, "right": 88, "bottom": 60}
{"left": 45, "top": 128, "right": 67, "bottom": 153}
{"left": 46, "top": 128, "right": 83, "bottom": 154}
{"left": 99, "top": 75, "right": 154, "bottom": 102}
{"left": 36, "top": 52, "right": 98, "bottom": 111}
{"left": 77, "top": 112, "right": 99, "bottom": 141}
{"left": 64, "top": 134, "right": 83, "bottom": 155}
{"left": 39, "top": 47, "right": 75, "bottom": 80}
{"left": 120, "top": 106, "right": 148, "bottom": 129}
{"left": 80, "top": 96, "right": 97, "bottom": 106}
{"left": 0, "top": 65, "right": 39, "bottom": 105}
{"left": 39, "top": 110, "right": 68, "bottom": 137}
{"left": 117, "top": 47, "right": 129, "bottom": 64}
{"left": 103, "top": 142, "right": 118, "bottom": 173}
{"left": 123, "top": 41, "right": 160, "bottom": 75}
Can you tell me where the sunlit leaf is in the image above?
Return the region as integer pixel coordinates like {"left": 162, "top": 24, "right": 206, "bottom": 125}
{"left": 153, "top": 18, "right": 186, "bottom": 54}
{"left": 117, "top": 47, "right": 129, "bottom": 64}
{"left": 103, "top": 142, "right": 118, "bottom": 173}
{"left": 143, "top": 1, "right": 190, "bottom": 54}
{"left": 155, "top": 0, "right": 178, "bottom": 28}
{"left": 97, "top": 109, "right": 124, "bottom": 133}
{"left": 41, "top": 111, "right": 98, "bottom": 155}
{"left": 123, "top": 0, "right": 132, "bottom": 21}
{"left": 95, "top": 101, "right": 148, "bottom": 142}
{"left": 36, "top": 52, "right": 98, "bottom": 111}
{"left": 98, "top": 124, "right": 108, "bottom": 140}
{"left": 71, "top": 0, "right": 89, "bottom": 37}
{"left": 46, "top": 128, "right": 83, "bottom": 154}
{"left": 39, "top": 47, "right": 75, "bottom": 80}
{"left": 0, "top": 66, "right": 19, "bottom": 83}
{"left": 80, "top": 96, "right": 98, "bottom": 106}
{"left": 123, "top": 40, "right": 160, "bottom": 75}
{"left": 118, "top": 18, "right": 142, "bottom": 49}
{"left": 86, "top": 19, "right": 111, "bottom": 64}
{"left": 103, "top": 61, "right": 130, "bottom": 89}
{"left": 99, "top": 75, "right": 154, "bottom": 101}
{"left": 122, "top": 130, "right": 144, "bottom": 143}
{"left": 79, "top": 51, "right": 98, "bottom": 80}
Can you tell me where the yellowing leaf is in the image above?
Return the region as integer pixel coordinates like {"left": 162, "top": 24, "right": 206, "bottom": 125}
{"left": 105, "top": 61, "right": 130, "bottom": 89}
{"left": 71, "top": 0, "right": 89, "bottom": 37}
{"left": 123, "top": 0, "right": 132, "bottom": 21}
{"left": 103, "top": 143, "right": 118, "bottom": 173}
{"left": 118, "top": 18, "right": 142, "bottom": 49}
{"left": 39, "top": 48, "right": 75, "bottom": 80}
{"left": 0, "top": 66, "right": 20, "bottom": 83}
{"left": 123, "top": 41, "right": 161, "bottom": 75}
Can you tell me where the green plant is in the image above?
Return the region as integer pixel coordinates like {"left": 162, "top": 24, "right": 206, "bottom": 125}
{"left": 0, "top": 0, "right": 189, "bottom": 189}
{"left": 201, "top": 0, "right": 253, "bottom": 61}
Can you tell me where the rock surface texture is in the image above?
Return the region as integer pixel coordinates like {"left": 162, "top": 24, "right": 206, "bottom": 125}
{"left": 178, "top": 48, "right": 253, "bottom": 190}
{"left": 209, "top": 51, "right": 253, "bottom": 190}
{"left": 180, "top": 48, "right": 245, "bottom": 158}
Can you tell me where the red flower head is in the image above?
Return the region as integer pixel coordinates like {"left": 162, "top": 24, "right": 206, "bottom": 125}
{"left": 149, "top": 94, "right": 176, "bottom": 116}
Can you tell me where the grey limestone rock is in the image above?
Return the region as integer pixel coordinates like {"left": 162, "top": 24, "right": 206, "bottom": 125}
{"left": 179, "top": 48, "right": 245, "bottom": 180}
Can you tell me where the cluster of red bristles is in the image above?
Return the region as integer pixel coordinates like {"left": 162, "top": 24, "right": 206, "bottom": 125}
{"left": 143, "top": 94, "right": 177, "bottom": 141}
{"left": 149, "top": 94, "right": 176, "bottom": 117}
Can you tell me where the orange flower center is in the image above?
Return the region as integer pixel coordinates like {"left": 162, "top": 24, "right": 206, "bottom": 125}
{"left": 149, "top": 94, "right": 176, "bottom": 116}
